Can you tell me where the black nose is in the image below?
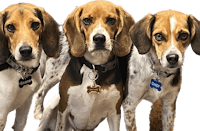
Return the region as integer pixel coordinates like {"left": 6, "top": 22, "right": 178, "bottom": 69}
{"left": 93, "top": 34, "right": 106, "bottom": 45}
{"left": 19, "top": 45, "right": 32, "bottom": 58}
{"left": 166, "top": 54, "right": 179, "bottom": 65}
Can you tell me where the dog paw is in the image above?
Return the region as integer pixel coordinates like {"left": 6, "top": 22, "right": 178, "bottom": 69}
{"left": 33, "top": 110, "right": 42, "bottom": 120}
{"left": 34, "top": 112, "right": 42, "bottom": 120}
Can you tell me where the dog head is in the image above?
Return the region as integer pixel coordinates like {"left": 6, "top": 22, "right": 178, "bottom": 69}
{"left": 63, "top": 0, "right": 135, "bottom": 65}
{"left": 130, "top": 10, "right": 200, "bottom": 70}
{"left": 0, "top": 3, "right": 59, "bottom": 67}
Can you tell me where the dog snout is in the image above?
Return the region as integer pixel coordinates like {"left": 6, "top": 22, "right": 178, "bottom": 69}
{"left": 166, "top": 54, "right": 179, "bottom": 65}
{"left": 93, "top": 34, "right": 106, "bottom": 45}
{"left": 19, "top": 45, "right": 32, "bottom": 58}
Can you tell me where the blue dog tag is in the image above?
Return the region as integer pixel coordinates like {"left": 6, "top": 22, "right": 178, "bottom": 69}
{"left": 150, "top": 79, "right": 162, "bottom": 91}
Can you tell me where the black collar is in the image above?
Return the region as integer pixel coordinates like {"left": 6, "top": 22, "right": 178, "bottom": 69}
{"left": 0, "top": 62, "right": 11, "bottom": 71}
{"left": 79, "top": 56, "right": 118, "bottom": 73}
{"left": 0, "top": 55, "right": 40, "bottom": 77}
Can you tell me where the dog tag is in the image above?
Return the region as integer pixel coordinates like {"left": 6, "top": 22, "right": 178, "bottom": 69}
{"left": 87, "top": 84, "right": 101, "bottom": 94}
{"left": 19, "top": 76, "right": 32, "bottom": 88}
{"left": 150, "top": 79, "right": 162, "bottom": 91}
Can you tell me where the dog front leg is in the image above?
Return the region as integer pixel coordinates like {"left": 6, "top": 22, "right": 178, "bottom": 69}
{"left": 0, "top": 113, "right": 8, "bottom": 131}
{"left": 161, "top": 90, "right": 179, "bottom": 131}
{"left": 107, "top": 111, "right": 121, "bottom": 131}
{"left": 55, "top": 106, "right": 70, "bottom": 131}
{"left": 122, "top": 87, "right": 145, "bottom": 131}
{"left": 34, "top": 75, "right": 60, "bottom": 120}
{"left": 37, "top": 94, "right": 60, "bottom": 131}
{"left": 12, "top": 94, "right": 33, "bottom": 131}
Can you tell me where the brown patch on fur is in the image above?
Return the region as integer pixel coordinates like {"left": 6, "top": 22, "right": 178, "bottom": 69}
{"left": 130, "top": 13, "right": 155, "bottom": 54}
{"left": 150, "top": 99, "right": 162, "bottom": 131}
{"left": 171, "top": 68, "right": 182, "bottom": 87}
{"left": 59, "top": 67, "right": 76, "bottom": 113}
{"left": 170, "top": 72, "right": 182, "bottom": 130}
{"left": 113, "top": 5, "right": 135, "bottom": 56}
{"left": 115, "top": 81, "right": 123, "bottom": 114}
{"left": 188, "top": 15, "right": 200, "bottom": 55}
{"left": 125, "top": 110, "right": 136, "bottom": 131}
{"left": 63, "top": 0, "right": 134, "bottom": 57}
{"left": 0, "top": 12, "right": 9, "bottom": 64}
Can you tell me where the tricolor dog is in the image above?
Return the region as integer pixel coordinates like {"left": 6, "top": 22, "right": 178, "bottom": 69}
{"left": 0, "top": 3, "right": 59, "bottom": 130}
{"left": 50, "top": 1, "right": 134, "bottom": 131}
{"left": 122, "top": 10, "right": 200, "bottom": 131}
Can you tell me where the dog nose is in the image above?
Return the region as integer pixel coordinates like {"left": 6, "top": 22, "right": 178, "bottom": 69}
{"left": 93, "top": 34, "right": 106, "bottom": 45}
{"left": 19, "top": 45, "right": 32, "bottom": 58}
{"left": 166, "top": 54, "right": 179, "bottom": 65}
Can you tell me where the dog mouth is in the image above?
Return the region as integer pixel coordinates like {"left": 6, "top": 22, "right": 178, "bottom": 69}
{"left": 90, "top": 47, "right": 111, "bottom": 53}
{"left": 167, "top": 64, "right": 179, "bottom": 69}
{"left": 19, "top": 56, "right": 35, "bottom": 62}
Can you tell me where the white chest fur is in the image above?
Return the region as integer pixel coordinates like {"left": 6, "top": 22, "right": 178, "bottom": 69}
{"left": 128, "top": 47, "right": 179, "bottom": 103}
{"left": 67, "top": 65, "right": 120, "bottom": 130}
{"left": 0, "top": 68, "right": 41, "bottom": 112}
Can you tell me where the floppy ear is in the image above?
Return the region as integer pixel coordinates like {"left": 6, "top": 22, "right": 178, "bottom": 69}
{"left": 113, "top": 6, "right": 135, "bottom": 57}
{"left": 0, "top": 12, "right": 9, "bottom": 64}
{"left": 35, "top": 8, "right": 59, "bottom": 58}
{"left": 63, "top": 6, "right": 85, "bottom": 57}
{"left": 130, "top": 13, "right": 155, "bottom": 54}
{"left": 188, "top": 14, "right": 200, "bottom": 55}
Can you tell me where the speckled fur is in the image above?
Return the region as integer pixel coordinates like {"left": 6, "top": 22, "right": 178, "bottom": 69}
{"left": 123, "top": 47, "right": 180, "bottom": 131}
{"left": 34, "top": 32, "right": 70, "bottom": 120}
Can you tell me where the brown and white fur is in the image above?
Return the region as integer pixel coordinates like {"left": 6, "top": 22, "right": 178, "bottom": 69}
{"left": 37, "top": 1, "right": 135, "bottom": 131}
{"left": 0, "top": 3, "right": 59, "bottom": 131}
{"left": 122, "top": 10, "right": 200, "bottom": 131}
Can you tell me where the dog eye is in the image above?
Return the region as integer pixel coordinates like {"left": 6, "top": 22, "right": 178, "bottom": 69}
{"left": 31, "top": 22, "right": 40, "bottom": 31}
{"left": 106, "top": 18, "right": 116, "bottom": 25}
{"left": 83, "top": 18, "right": 92, "bottom": 26}
{"left": 178, "top": 33, "right": 188, "bottom": 41}
{"left": 154, "top": 33, "right": 165, "bottom": 41}
{"left": 6, "top": 24, "right": 15, "bottom": 33}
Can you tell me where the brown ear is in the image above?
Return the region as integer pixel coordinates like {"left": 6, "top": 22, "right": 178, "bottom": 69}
{"left": 130, "top": 13, "right": 155, "bottom": 54}
{"left": 188, "top": 14, "right": 200, "bottom": 55}
{"left": 63, "top": 6, "right": 85, "bottom": 57}
{"left": 0, "top": 12, "right": 9, "bottom": 64}
{"left": 35, "top": 8, "right": 59, "bottom": 58}
{"left": 113, "top": 6, "right": 135, "bottom": 57}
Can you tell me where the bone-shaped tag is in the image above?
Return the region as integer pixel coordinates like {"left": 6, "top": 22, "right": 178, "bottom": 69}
{"left": 150, "top": 79, "right": 162, "bottom": 91}
{"left": 19, "top": 76, "right": 32, "bottom": 88}
{"left": 87, "top": 84, "right": 101, "bottom": 94}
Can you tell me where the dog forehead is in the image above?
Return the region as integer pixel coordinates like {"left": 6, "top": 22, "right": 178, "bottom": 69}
{"left": 4, "top": 3, "right": 39, "bottom": 12}
{"left": 4, "top": 5, "right": 40, "bottom": 25}
{"left": 154, "top": 10, "right": 189, "bottom": 32}
{"left": 81, "top": 1, "right": 117, "bottom": 18}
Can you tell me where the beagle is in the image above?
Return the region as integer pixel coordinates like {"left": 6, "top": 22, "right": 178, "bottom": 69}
{"left": 53, "top": 1, "right": 134, "bottom": 131}
{"left": 0, "top": 3, "right": 59, "bottom": 130}
{"left": 122, "top": 10, "right": 200, "bottom": 131}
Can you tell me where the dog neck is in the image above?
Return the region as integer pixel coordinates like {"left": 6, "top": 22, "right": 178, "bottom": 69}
{"left": 79, "top": 55, "right": 118, "bottom": 73}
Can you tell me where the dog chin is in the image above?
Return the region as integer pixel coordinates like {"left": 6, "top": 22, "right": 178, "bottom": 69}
{"left": 17, "top": 58, "right": 39, "bottom": 68}
{"left": 163, "top": 64, "right": 181, "bottom": 73}
{"left": 84, "top": 50, "right": 112, "bottom": 65}
{"left": 91, "top": 49, "right": 111, "bottom": 57}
